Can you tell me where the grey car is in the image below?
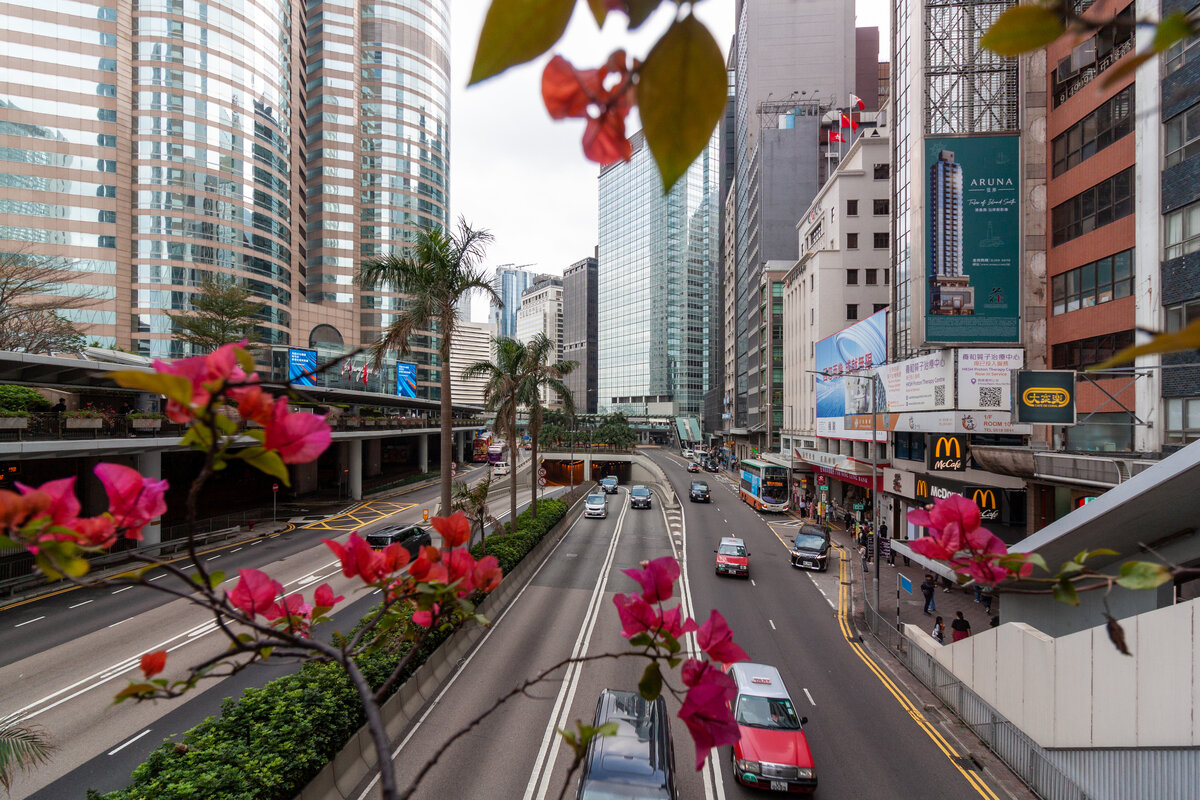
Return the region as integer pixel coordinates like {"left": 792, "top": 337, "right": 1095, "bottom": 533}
{"left": 585, "top": 493, "right": 608, "bottom": 519}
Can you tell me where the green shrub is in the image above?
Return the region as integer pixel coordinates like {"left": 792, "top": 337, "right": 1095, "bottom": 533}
{"left": 0, "top": 385, "right": 50, "bottom": 413}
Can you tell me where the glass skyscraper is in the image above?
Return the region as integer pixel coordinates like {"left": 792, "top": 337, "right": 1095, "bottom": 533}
{"left": 597, "top": 129, "right": 718, "bottom": 417}
{"left": 490, "top": 266, "right": 535, "bottom": 339}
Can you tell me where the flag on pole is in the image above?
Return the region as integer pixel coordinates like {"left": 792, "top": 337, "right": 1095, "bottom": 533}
{"left": 361, "top": 363, "right": 369, "bottom": 384}
{"left": 828, "top": 131, "right": 845, "bottom": 143}
{"left": 840, "top": 113, "right": 858, "bottom": 131}
{"left": 849, "top": 93, "right": 865, "bottom": 110}
{"left": 341, "top": 360, "right": 351, "bottom": 379}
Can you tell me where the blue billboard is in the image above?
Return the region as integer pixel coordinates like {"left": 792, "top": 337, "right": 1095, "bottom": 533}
{"left": 814, "top": 310, "right": 887, "bottom": 441}
{"left": 288, "top": 348, "right": 317, "bottom": 387}
{"left": 396, "top": 362, "right": 418, "bottom": 398}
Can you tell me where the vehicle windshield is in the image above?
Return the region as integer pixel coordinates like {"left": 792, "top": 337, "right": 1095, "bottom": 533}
{"left": 588, "top": 494, "right": 605, "bottom": 504}
{"left": 632, "top": 488, "right": 650, "bottom": 497}
{"left": 602, "top": 477, "right": 617, "bottom": 485}
{"left": 735, "top": 694, "right": 802, "bottom": 730}
{"left": 691, "top": 483, "right": 708, "bottom": 491}
{"left": 717, "top": 543, "right": 747, "bottom": 557}
{"left": 792, "top": 533, "right": 827, "bottom": 551}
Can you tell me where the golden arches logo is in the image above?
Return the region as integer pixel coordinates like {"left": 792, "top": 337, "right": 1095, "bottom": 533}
{"left": 971, "top": 489, "right": 997, "bottom": 510}
{"left": 916, "top": 479, "right": 928, "bottom": 496}
{"left": 1022, "top": 387, "right": 1070, "bottom": 408}
{"left": 933, "top": 436, "right": 962, "bottom": 459}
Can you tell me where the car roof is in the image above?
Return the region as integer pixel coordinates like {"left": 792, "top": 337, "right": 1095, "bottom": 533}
{"left": 587, "top": 493, "right": 605, "bottom": 500}
{"left": 601, "top": 475, "right": 617, "bottom": 482}
{"left": 728, "top": 662, "right": 792, "bottom": 699}
{"left": 586, "top": 690, "right": 670, "bottom": 787}
{"left": 690, "top": 480, "right": 708, "bottom": 487}
{"left": 631, "top": 485, "right": 649, "bottom": 492}
{"left": 719, "top": 537, "right": 744, "bottom": 547}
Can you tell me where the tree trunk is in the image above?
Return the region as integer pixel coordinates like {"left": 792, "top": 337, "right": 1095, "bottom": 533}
{"left": 529, "top": 406, "right": 540, "bottom": 518}
{"left": 508, "top": 406, "right": 518, "bottom": 534}
{"left": 439, "top": 317, "right": 453, "bottom": 516}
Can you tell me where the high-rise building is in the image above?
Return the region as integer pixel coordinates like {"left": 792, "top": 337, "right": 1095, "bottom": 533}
{"left": 0, "top": 0, "right": 450, "bottom": 393}
{"left": 598, "top": 129, "right": 718, "bottom": 418}
{"left": 490, "top": 265, "right": 537, "bottom": 339}
{"left": 562, "top": 255, "right": 598, "bottom": 415}
{"left": 927, "top": 150, "right": 972, "bottom": 315}
{"left": 449, "top": 320, "right": 494, "bottom": 407}
{"left": 516, "top": 274, "right": 565, "bottom": 409}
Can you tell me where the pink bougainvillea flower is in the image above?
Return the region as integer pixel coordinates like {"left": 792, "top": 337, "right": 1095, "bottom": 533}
{"left": 94, "top": 462, "right": 168, "bottom": 540}
{"left": 914, "top": 493, "right": 981, "bottom": 535}
{"left": 324, "top": 532, "right": 385, "bottom": 583}
{"left": 313, "top": 583, "right": 343, "bottom": 609}
{"left": 696, "top": 609, "right": 748, "bottom": 665}
{"left": 16, "top": 477, "right": 80, "bottom": 527}
{"left": 408, "top": 545, "right": 448, "bottom": 585}
{"left": 73, "top": 514, "right": 117, "bottom": 549}
{"left": 541, "top": 51, "right": 634, "bottom": 166}
{"left": 623, "top": 556, "right": 679, "bottom": 604}
{"left": 613, "top": 593, "right": 659, "bottom": 639}
{"left": 431, "top": 511, "right": 471, "bottom": 549}
{"left": 140, "top": 650, "right": 167, "bottom": 678}
{"left": 658, "top": 605, "right": 699, "bottom": 640}
{"left": 382, "top": 542, "right": 411, "bottom": 573}
{"left": 908, "top": 533, "right": 960, "bottom": 562}
{"left": 263, "top": 399, "right": 331, "bottom": 464}
{"left": 473, "top": 555, "right": 502, "bottom": 593}
{"left": 962, "top": 559, "right": 1011, "bottom": 586}
{"left": 228, "top": 568, "right": 282, "bottom": 618}
{"left": 445, "top": 548, "right": 477, "bottom": 596}
{"left": 677, "top": 659, "right": 741, "bottom": 770}
{"left": 231, "top": 384, "right": 275, "bottom": 427}
{"left": 412, "top": 603, "right": 440, "bottom": 628}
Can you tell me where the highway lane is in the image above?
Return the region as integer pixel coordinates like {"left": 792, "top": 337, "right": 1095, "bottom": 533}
{"left": 651, "top": 449, "right": 1009, "bottom": 800}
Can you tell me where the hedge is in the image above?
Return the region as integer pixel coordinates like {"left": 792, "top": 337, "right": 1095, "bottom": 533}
{"left": 0, "top": 385, "right": 50, "bottom": 412}
{"left": 89, "top": 498, "right": 571, "bottom": 800}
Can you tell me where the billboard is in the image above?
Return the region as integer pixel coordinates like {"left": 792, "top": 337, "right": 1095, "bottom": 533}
{"left": 815, "top": 310, "right": 887, "bottom": 441}
{"left": 843, "top": 350, "right": 954, "bottom": 436}
{"left": 924, "top": 136, "right": 1021, "bottom": 344}
{"left": 927, "top": 433, "right": 967, "bottom": 471}
{"left": 958, "top": 348, "right": 1023, "bottom": 410}
{"left": 396, "top": 362, "right": 418, "bottom": 398}
{"left": 287, "top": 348, "right": 317, "bottom": 387}
{"left": 1014, "top": 370, "right": 1076, "bottom": 424}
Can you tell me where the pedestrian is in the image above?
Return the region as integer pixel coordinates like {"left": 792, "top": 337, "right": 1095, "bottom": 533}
{"left": 974, "top": 583, "right": 983, "bottom": 604}
{"left": 51, "top": 398, "right": 67, "bottom": 414}
{"left": 920, "top": 575, "right": 936, "bottom": 615}
{"left": 880, "top": 535, "right": 892, "bottom": 566}
{"left": 931, "top": 615, "right": 945, "bottom": 644}
{"left": 989, "top": 615, "right": 1000, "bottom": 629}
{"left": 982, "top": 587, "right": 993, "bottom": 615}
{"left": 951, "top": 610, "right": 972, "bottom": 642}
{"left": 859, "top": 543, "right": 868, "bottom": 572}
{"left": 941, "top": 575, "right": 952, "bottom": 593}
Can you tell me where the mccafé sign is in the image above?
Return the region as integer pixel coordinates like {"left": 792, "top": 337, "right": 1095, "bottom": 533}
{"left": 914, "top": 478, "right": 1005, "bottom": 522}
{"left": 970, "top": 488, "right": 1000, "bottom": 521}
{"left": 926, "top": 434, "right": 967, "bottom": 472}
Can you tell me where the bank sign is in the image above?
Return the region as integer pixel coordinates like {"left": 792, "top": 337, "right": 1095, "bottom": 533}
{"left": 924, "top": 136, "right": 1021, "bottom": 344}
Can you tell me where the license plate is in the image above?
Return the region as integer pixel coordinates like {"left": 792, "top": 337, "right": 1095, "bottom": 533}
{"left": 802, "top": 560, "right": 814, "bottom": 568}
{"left": 770, "top": 781, "right": 789, "bottom": 791}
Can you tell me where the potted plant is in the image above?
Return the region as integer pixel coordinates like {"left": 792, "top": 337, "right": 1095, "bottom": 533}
{"left": 128, "top": 411, "right": 166, "bottom": 431}
{"left": 0, "top": 409, "right": 29, "bottom": 430}
{"left": 64, "top": 408, "right": 105, "bottom": 429}
{"left": 341, "top": 415, "right": 361, "bottom": 428}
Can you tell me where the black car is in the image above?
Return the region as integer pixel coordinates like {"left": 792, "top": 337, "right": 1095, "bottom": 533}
{"left": 630, "top": 485, "right": 653, "bottom": 509}
{"left": 577, "top": 689, "right": 677, "bottom": 800}
{"left": 689, "top": 481, "right": 710, "bottom": 502}
{"left": 703, "top": 461, "right": 719, "bottom": 473}
{"left": 789, "top": 524, "right": 831, "bottom": 571}
{"left": 599, "top": 476, "right": 619, "bottom": 494}
{"left": 365, "top": 524, "right": 431, "bottom": 557}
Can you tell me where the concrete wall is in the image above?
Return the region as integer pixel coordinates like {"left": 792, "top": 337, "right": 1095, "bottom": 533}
{"left": 907, "top": 597, "right": 1200, "bottom": 748}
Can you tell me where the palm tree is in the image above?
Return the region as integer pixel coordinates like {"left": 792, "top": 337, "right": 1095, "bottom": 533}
{"left": 463, "top": 337, "right": 526, "bottom": 528}
{"left": 358, "top": 218, "right": 498, "bottom": 516}
{"left": 516, "top": 333, "right": 576, "bottom": 517}
{"left": 452, "top": 474, "right": 499, "bottom": 554}
{"left": 0, "top": 713, "right": 55, "bottom": 793}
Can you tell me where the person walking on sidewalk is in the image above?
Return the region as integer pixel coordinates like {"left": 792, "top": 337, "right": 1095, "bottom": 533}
{"left": 951, "top": 610, "right": 972, "bottom": 642}
{"left": 920, "top": 575, "right": 936, "bottom": 615}
{"left": 932, "top": 616, "right": 945, "bottom": 644}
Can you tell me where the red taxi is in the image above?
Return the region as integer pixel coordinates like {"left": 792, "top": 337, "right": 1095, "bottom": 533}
{"left": 714, "top": 537, "right": 750, "bottom": 578}
{"left": 727, "top": 662, "right": 816, "bottom": 793}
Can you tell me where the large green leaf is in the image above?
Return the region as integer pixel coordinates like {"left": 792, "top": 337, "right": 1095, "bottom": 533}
{"left": 110, "top": 370, "right": 192, "bottom": 405}
{"left": 980, "top": 4, "right": 1065, "bottom": 56}
{"left": 586, "top": 0, "right": 662, "bottom": 28}
{"left": 1092, "top": 318, "right": 1200, "bottom": 369}
{"left": 243, "top": 448, "right": 290, "bottom": 486}
{"left": 638, "top": 661, "right": 663, "bottom": 701}
{"left": 639, "top": 14, "right": 726, "bottom": 193}
{"left": 1115, "top": 561, "right": 1172, "bottom": 590}
{"left": 470, "top": 0, "right": 576, "bottom": 85}
{"left": 1052, "top": 578, "right": 1079, "bottom": 606}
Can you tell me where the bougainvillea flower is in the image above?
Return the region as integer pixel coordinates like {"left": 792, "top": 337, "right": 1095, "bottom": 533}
{"left": 263, "top": 399, "right": 331, "bottom": 464}
{"left": 445, "top": 548, "right": 477, "bottom": 596}
{"left": 313, "top": 583, "right": 343, "bottom": 609}
{"left": 412, "top": 603, "right": 440, "bottom": 628}
{"left": 0, "top": 489, "right": 31, "bottom": 530}
{"left": 382, "top": 542, "right": 411, "bottom": 573}
{"left": 911, "top": 493, "right": 981, "bottom": 535}
{"left": 542, "top": 51, "right": 634, "bottom": 165}
{"left": 677, "top": 660, "right": 740, "bottom": 769}
{"left": 696, "top": 609, "right": 748, "bottom": 665}
{"left": 16, "top": 477, "right": 80, "bottom": 528}
{"left": 228, "top": 568, "right": 283, "bottom": 618}
{"left": 231, "top": 384, "right": 275, "bottom": 427}
{"left": 614, "top": 593, "right": 659, "bottom": 639}
{"left": 623, "top": 556, "right": 679, "bottom": 603}
{"left": 140, "top": 650, "right": 167, "bottom": 678}
{"left": 73, "top": 514, "right": 117, "bottom": 549}
{"left": 431, "top": 511, "right": 471, "bottom": 549}
{"left": 408, "top": 544, "right": 448, "bottom": 585}
{"left": 658, "top": 605, "right": 699, "bottom": 640}
{"left": 472, "top": 555, "right": 502, "bottom": 593}
{"left": 324, "top": 533, "right": 386, "bottom": 583}
{"left": 94, "top": 462, "right": 168, "bottom": 540}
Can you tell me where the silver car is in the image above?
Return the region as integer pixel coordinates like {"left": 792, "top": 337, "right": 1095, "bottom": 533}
{"left": 585, "top": 493, "right": 608, "bottom": 519}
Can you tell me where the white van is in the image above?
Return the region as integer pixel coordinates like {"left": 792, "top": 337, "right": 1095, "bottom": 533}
{"left": 491, "top": 461, "right": 510, "bottom": 477}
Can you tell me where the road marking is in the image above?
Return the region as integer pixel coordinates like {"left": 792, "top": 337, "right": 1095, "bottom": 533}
{"left": 148, "top": 575, "right": 166, "bottom": 581}
{"left": 231, "top": 547, "right": 242, "bottom": 553}
{"left": 108, "top": 618, "right": 130, "bottom": 627}
{"left": 804, "top": 688, "right": 816, "bottom": 707}
{"left": 750, "top": 579, "right": 756, "bottom": 587}
{"left": 68, "top": 600, "right": 93, "bottom": 609}
{"left": 108, "top": 729, "right": 151, "bottom": 756}
{"left": 112, "top": 586, "right": 131, "bottom": 594}
{"left": 249, "top": 540, "right": 261, "bottom": 546}
{"left": 769, "top": 619, "right": 776, "bottom": 630}
{"left": 206, "top": 555, "right": 221, "bottom": 561}
{"left": 15, "top": 616, "right": 44, "bottom": 627}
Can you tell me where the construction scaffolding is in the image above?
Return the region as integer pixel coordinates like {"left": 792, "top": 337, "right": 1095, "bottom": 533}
{"left": 924, "top": 0, "right": 1019, "bottom": 135}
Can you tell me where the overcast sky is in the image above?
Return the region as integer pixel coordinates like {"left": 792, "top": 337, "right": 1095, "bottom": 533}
{"left": 447, "top": 0, "right": 891, "bottom": 320}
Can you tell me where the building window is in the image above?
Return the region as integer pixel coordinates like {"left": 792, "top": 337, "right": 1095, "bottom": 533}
{"left": 874, "top": 303, "right": 889, "bottom": 314}
{"left": 1165, "top": 397, "right": 1200, "bottom": 443}
{"left": 865, "top": 269, "right": 878, "bottom": 285}
{"left": 873, "top": 163, "right": 889, "bottom": 180}
{"left": 1052, "top": 4, "right": 1135, "bottom": 107}
{"left": 873, "top": 232, "right": 889, "bottom": 249}
{"left": 847, "top": 199, "right": 859, "bottom": 216}
{"left": 1051, "top": 85, "right": 1134, "bottom": 176}
{"left": 1051, "top": 249, "right": 1133, "bottom": 315}
{"left": 894, "top": 431, "right": 924, "bottom": 461}
{"left": 1164, "top": 19, "right": 1200, "bottom": 74}
{"left": 846, "top": 269, "right": 859, "bottom": 285}
{"left": 883, "top": 269, "right": 890, "bottom": 284}
{"left": 1165, "top": 200, "right": 1200, "bottom": 259}
{"left": 1051, "top": 330, "right": 1134, "bottom": 370}
{"left": 847, "top": 232, "right": 858, "bottom": 249}
{"left": 846, "top": 304, "right": 859, "bottom": 320}
{"left": 873, "top": 198, "right": 889, "bottom": 215}
{"left": 1051, "top": 167, "right": 1134, "bottom": 245}
{"left": 1166, "top": 298, "right": 1200, "bottom": 332}
{"left": 1166, "top": 106, "right": 1200, "bottom": 168}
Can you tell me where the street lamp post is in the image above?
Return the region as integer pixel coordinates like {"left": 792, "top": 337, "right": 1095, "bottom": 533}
{"left": 783, "top": 404, "right": 795, "bottom": 509}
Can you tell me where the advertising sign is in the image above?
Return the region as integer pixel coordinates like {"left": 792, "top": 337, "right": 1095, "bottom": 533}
{"left": 958, "top": 348, "right": 1023, "bottom": 410}
{"left": 287, "top": 348, "right": 318, "bottom": 387}
{"left": 924, "top": 136, "right": 1021, "bottom": 344}
{"left": 396, "top": 362, "right": 418, "bottom": 398}
{"left": 844, "top": 350, "right": 954, "bottom": 434}
{"left": 1013, "top": 370, "right": 1076, "bottom": 424}
{"left": 927, "top": 433, "right": 968, "bottom": 472}
{"left": 815, "top": 310, "right": 887, "bottom": 441}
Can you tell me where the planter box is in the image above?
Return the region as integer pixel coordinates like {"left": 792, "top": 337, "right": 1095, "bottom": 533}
{"left": 343, "top": 420, "right": 361, "bottom": 428}
{"left": 0, "top": 417, "right": 28, "bottom": 430}
{"left": 130, "top": 419, "right": 162, "bottom": 430}
{"left": 65, "top": 418, "right": 103, "bottom": 429}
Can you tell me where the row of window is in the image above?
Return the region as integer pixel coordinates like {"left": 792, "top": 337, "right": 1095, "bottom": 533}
{"left": 1051, "top": 330, "right": 1133, "bottom": 371}
{"left": 1165, "top": 200, "right": 1200, "bottom": 260}
{"left": 846, "top": 232, "right": 890, "bottom": 249}
{"left": 1050, "top": 167, "right": 1133, "bottom": 245}
{"left": 1051, "top": 85, "right": 1133, "bottom": 177}
{"left": 845, "top": 269, "right": 890, "bottom": 286}
{"left": 1165, "top": 105, "right": 1200, "bottom": 168}
{"left": 1165, "top": 397, "right": 1200, "bottom": 443}
{"left": 846, "top": 303, "right": 889, "bottom": 321}
{"left": 1050, "top": 249, "right": 1133, "bottom": 315}
{"left": 846, "top": 198, "right": 889, "bottom": 216}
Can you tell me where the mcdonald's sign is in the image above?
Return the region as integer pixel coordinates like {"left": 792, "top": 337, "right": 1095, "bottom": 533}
{"left": 927, "top": 434, "right": 967, "bottom": 471}
{"left": 971, "top": 488, "right": 1000, "bottom": 520}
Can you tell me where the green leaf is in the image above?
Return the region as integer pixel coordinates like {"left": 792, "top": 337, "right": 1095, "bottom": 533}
{"left": 1052, "top": 578, "right": 1079, "bottom": 606}
{"left": 113, "top": 683, "right": 156, "bottom": 702}
{"left": 469, "top": 0, "right": 576, "bottom": 85}
{"left": 180, "top": 422, "right": 214, "bottom": 450}
{"left": 1086, "top": 548, "right": 1120, "bottom": 559}
{"left": 627, "top": 632, "right": 654, "bottom": 649}
{"left": 593, "top": 721, "right": 618, "bottom": 738}
{"left": 110, "top": 370, "right": 193, "bottom": 405}
{"left": 638, "top": 661, "right": 663, "bottom": 701}
{"left": 243, "top": 448, "right": 290, "bottom": 486}
{"left": 1153, "top": 12, "right": 1194, "bottom": 52}
{"left": 638, "top": 14, "right": 727, "bottom": 193}
{"left": 625, "top": 0, "right": 663, "bottom": 29}
{"left": 1091, "top": 317, "right": 1200, "bottom": 369}
{"left": 586, "top": 0, "right": 606, "bottom": 25}
{"left": 234, "top": 346, "right": 255, "bottom": 374}
{"left": 1115, "top": 561, "right": 1172, "bottom": 590}
{"left": 1058, "top": 561, "right": 1085, "bottom": 575}
{"left": 212, "top": 413, "right": 237, "bottom": 435}
{"left": 979, "top": 4, "right": 1065, "bottom": 56}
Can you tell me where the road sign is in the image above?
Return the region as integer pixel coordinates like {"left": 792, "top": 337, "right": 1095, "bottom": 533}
{"left": 853, "top": 503, "right": 864, "bottom": 511}
{"left": 451, "top": 461, "right": 457, "bottom": 470}
{"left": 900, "top": 574, "right": 913, "bottom": 595}
{"left": 538, "top": 477, "right": 547, "bottom": 486}
{"left": 422, "top": 509, "right": 429, "bottom": 521}
{"left": 538, "top": 468, "right": 547, "bottom": 477}
{"left": 272, "top": 483, "right": 279, "bottom": 493}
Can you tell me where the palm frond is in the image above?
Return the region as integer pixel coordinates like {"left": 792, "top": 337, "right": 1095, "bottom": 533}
{"left": 0, "top": 714, "right": 55, "bottom": 792}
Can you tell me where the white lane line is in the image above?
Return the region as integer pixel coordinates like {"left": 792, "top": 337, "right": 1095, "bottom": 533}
{"left": 15, "top": 616, "right": 45, "bottom": 627}
{"left": 69, "top": 600, "right": 93, "bottom": 609}
{"left": 826, "top": 597, "right": 835, "bottom": 609}
{"left": 231, "top": 547, "right": 243, "bottom": 553}
{"left": 804, "top": 688, "right": 816, "bottom": 707}
{"left": 750, "top": 579, "right": 757, "bottom": 587}
{"left": 148, "top": 574, "right": 167, "bottom": 581}
{"left": 180, "top": 564, "right": 196, "bottom": 571}
{"left": 112, "top": 586, "right": 131, "bottom": 594}
{"left": 205, "top": 555, "right": 221, "bottom": 561}
{"left": 108, "top": 729, "right": 151, "bottom": 756}
{"left": 108, "top": 618, "right": 130, "bottom": 628}
{"left": 769, "top": 619, "right": 777, "bottom": 631}
{"left": 249, "top": 540, "right": 261, "bottom": 546}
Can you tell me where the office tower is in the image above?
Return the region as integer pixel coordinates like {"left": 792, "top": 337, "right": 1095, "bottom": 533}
{"left": 0, "top": 0, "right": 450, "bottom": 393}
{"left": 562, "top": 256, "right": 598, "bottom": 414}
{"left": 449, "top": 320, "right": 494, "bottom": 407}
{"left": 515, "top": 274, "right": 564, "bottom": 409}
{"left": 597, "top": 129, "right": 717, "bottom": 418}
{"left": 927, "top": 150, "right": 972, "bottom": 315}
{"left": 490, "top": 265, "right": 536, "bottom": 339}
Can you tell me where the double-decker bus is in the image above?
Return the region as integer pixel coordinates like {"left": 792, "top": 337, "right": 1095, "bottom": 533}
{"left": 487, "top": 441, "right": 508, "bottom": 465}
{"left": 472, "top": 435, "right": 491, "bottom": 463}
{"left": 738, "top": 459, "right": 789, "bottom": 512}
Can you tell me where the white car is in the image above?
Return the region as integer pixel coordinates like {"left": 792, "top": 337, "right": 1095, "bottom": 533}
{"left": 491, "top": 461, "right": 510, "bottom": 477}
{"left": 584, "top": 493, "right": 608, "bottom": 519}
{"left": 682, "top": 449, "right": 694, "bottom": 459}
